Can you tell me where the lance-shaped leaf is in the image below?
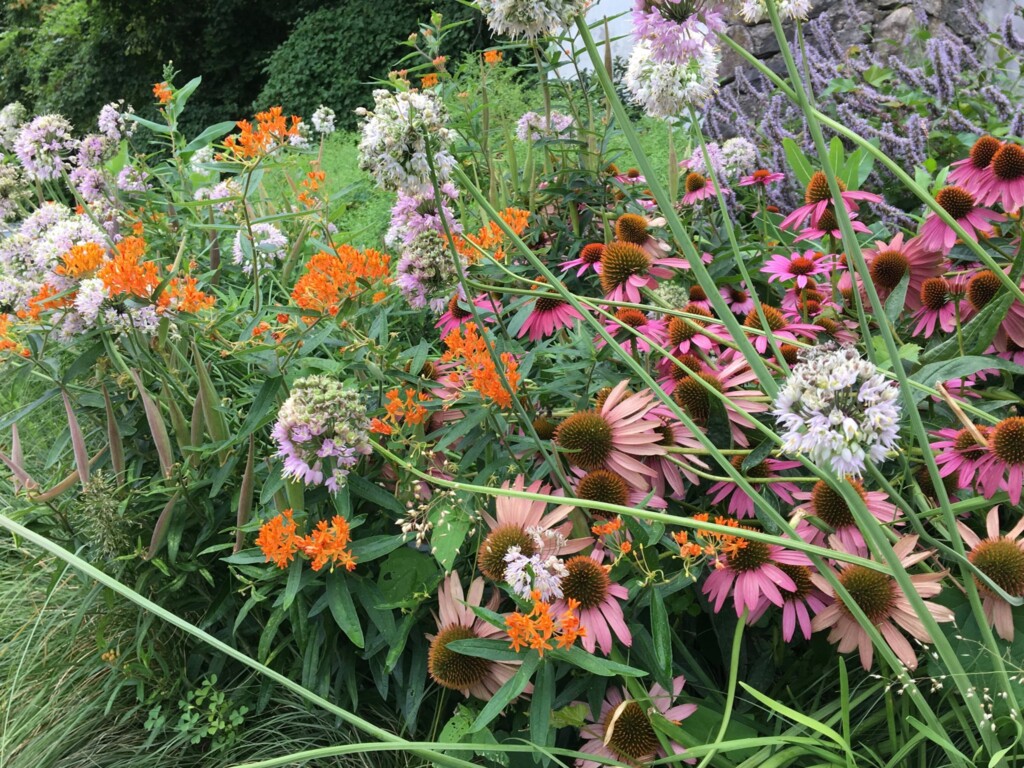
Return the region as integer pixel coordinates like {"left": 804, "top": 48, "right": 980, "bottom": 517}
{"left": 129, "top": 370, "right": 173, "bottom": 479}
{"left": 188, "top": 388, "right": 205, "bottom": 466}
{"left": 191, "top": 342, "right": 229, "bottom": 462}
{"left": 102, "top": 385, "right": 125, "bottom": 482}
{"left": 147, "top": 490, "right": 182, "bottom": 560}
{"left": 165, "top": 389, "right": 190, "bottom": 454}
{"left": 234, "top": 434, "right": 255, "bottom": 554}
{"left": 62, "top": 390, "right": 90, "bottom": 486}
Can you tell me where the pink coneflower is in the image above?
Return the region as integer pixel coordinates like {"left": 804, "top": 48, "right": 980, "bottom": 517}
{"left": 978, "top": 141, "right": 1024, "bottom": 213}
{"left": 917, "top": 186, "right": 1006, "bottom": 254}
{"left": 427, "top": 573, "right": 523, "bottom": 699}
{"left": 748, "top": 564, "right": 830, "bottom": 641}
{"left": 780, "top": 279, "right": 831, "bottom": 315}
{"left": 477, "top": 475, "right": 589, "bottom": 582}
{"left": 812, "top": 315, "right": 860, "bottom": 346}
{"left": 762, "top": 250, "right": 831, "bottom": 289}
{"left": 708, "top": 456, "right": 802, "bottom": 520}
{"left": 561, "top": 242, "right": 604, "bottom": 277}
{"left": 681, "top": 172, "right": 717, "bottom": 205}
{"left": 863, "top": 233, "right": 944, "bottom": 308}
{"left": 978, "top": 417, "right": 1024, "bottom": 504}
{"left": 552, "top": 549, "right": 630, "bottom": 655}
{"left": 740, "top": 169, "right": 784, "bottom": 187}
{"left": 741, "top": 303, "right": 821, "bottom": 354}
{"left": 721, "top": 283, "right": 756, "bottom": 315}
{"left": 570, "top": 467, "right": 666, "bottom": 516}
{"left": 614, "top": 212, "right": 669, "bottom": 260}
{"left": 683, "top": 283, "right": 716, "bottom": 313}
{"left": 963, "top": 269, "right": 1024, "bottom": 351}
{"left": 668, "top": 353, "right": 771, "bottom": 447}
{"left": 435, "top": 291, "right": 501, "bottom": 338}
{"left": 780, "top": 172, "right": 882, "bottom": 233}
{"left": 793, "top": 478, "right": 900, "bottom": 557}
{"left": 792, "top": 208, "right": 872, "bottom": 243}
{"left": 576, "top": 676, "right": 696, "bottom": 768}
{"left": 665, "top": 303, "right": 725, "bottom": 356}
{"left": 704, "top": 528, "right": 813, "bottom": 618}
{"left": 910, "top": 276, "right": 970, "bottom": 337}
{"left": 597, "top": 307, "right": 667, "bottom": 353}
{"left": 613, "top": 167, "right": 646, "bottom": 186}
{"left": 811, "top": 535, "right": 954, "bottom": 671}
{"left": 517, "top": 291, "right": 584, "bottom": 341}
{"left": 643, "top": 413, "right": 708, "bottom": 499}
{"left": 554, "top": 380, "right": 666, "bottom": 488}
{"left": 597, "top": 241, "right": 688, "bottom": 303}
{"left": 948, "top": 136, "right": 1001, "bottom": 196}
{"left": 930, "top": 425, "right": 996, "bottom": 496}
{"left": 956, "top": 507, "right": 1024, "bottom": 641}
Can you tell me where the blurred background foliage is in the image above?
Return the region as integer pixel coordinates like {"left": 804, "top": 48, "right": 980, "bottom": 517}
{"left": 0, "top": 0, "right": 491, "bottom": 134}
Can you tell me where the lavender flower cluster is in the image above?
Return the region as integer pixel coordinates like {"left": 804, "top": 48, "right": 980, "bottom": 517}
{"left": 272, "top": 376, "right": 372, "bottom": 493}
{"left": 515, "top": 110, "right": 574, "bottom": 141}
{"left": 395, "top": 231, "right": 461, "bottom": 312}
{"left": 232, "top": 223, "right": 289, "bottom": 274}
{"left": 475, "top": 0, "right": 588, "bottom": 39}
{"left": 357, "top": 88, "right": 456, "bottom": 196}
{"left": 503, "top": 528, "right": 570, "bottom": 601}
{"left": 13, "top": 114, "right": 77, "bottom": 182}
{"left": 773, "top": 346, "right": 901, "bottom": 477}
{"left": 385, "top": 182, "right": 461, "bottom": 248}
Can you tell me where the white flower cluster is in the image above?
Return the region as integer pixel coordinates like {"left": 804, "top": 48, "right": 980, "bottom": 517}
{"left": 625, "top": 39, "right": 720, "bottom": 118}
{"left": 774, "top": 346, "right": 901, "bottom": 476}
{"left": 503, "top": 528, "right": 570, "bottom": 602}
{"left": 357, "top": 88, "right": 456, "bottom": 196}
{"left": 685, "top": 137, "right": 757, "bottom": 179}
{"left": 476, "top": 0, "right": 588, "bottom": 39}
{"left": 0, "top": 102, "right": 27, "bottom": 152}
{"left": 738, "top": 0, "right": 814, "bottom": 24}
{"left": 515, "top": 110, "right": 574, "bottom": 141}
{"left": 311, "top": 105, "right": 336, "bottom": 136}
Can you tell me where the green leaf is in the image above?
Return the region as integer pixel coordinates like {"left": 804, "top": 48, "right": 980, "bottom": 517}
{"left": 469, "top": 653, "right": 538, "bottom": 733}
{"left": 920, "top": 291, "right": 1015, "bottom": 364}
{"left": 237, "top": 377, "right": 283, "bottom": 440}
{"left": 883, "top": 271, "right": 910, "bottom": 326}
{"left": 350, "top": 534, "right": 405, "bottom": 563}
{"left": 739, "top": 682, "right": 850, "bottom": 751}
{"left": 428, "top": 505, "right": 471, "bottom": 571}
{"left": 742, "top": 439, "right": 774, "bottom": 472}
{"left": 530, "top": 662, "right": 554, "bottom": 758}
{"left": 349, "top": 475, "right": 404, "bottom": 514}
{"left": 650, "top": 588, "right": 672, "bottom": 690}
{"left": 282, "top": 558, "right": 304, "bottom": 610}
{"left": 446, "top": 638, "right": 522, "bottom": 662}
{"left": 185, "top": 120, "right": 238, "bottom": 153}
{"left": 782, "top": 138, "right": 813, "bottom": 186}
{"left": 910, "top": 356, "right": 1024, "bottom": 403}
{"left": 126, "top": 113, "right": 173, "bottom": 136}
{"left": 326, "top": 571, "right": 364, "bottom": 648}
{"left": 548, "top": 646, "right": 647, "bottom": 677}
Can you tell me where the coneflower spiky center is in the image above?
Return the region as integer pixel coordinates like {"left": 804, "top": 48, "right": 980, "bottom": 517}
{"left": 778, "top": 563, "right": 815, "bottom": 599}
{"left": 730, "top": 454, "right": 770, "bottom": 478}
{"left": 935, "top": 186, "right": 975, "bottom": 220}
{"left": 604, "top": 701, "right": 659, "bottom": 762}
{"left": 779, "top": 344, "right": 800, "bottom": 365}
{"left": 966, "top": 270, "right": 1001, "bottom": 311}
{"left": 914, "top": 464, "right": 957, "bottom": 499}
{"left": 837, "top": 566, "right": 896, "bottom": 623}
{"left": 615, "top": 307, "right": 648, "bottom": 329}
{"left": 729, "top": 287, "right": 748, "bottom": 303}
{"left": 869, "top": 249, "right": 910, "bottom": 291}
{"left": 810, "top": 480, "right": 866, "bottom": 530}
{"left": 743, "top": 304, "right": 787, "bottom": 333}
{"left": 970, "top": 136, "right": 1001, "bottom": 169}
{"left": 920, "top": 277, "right": 950, "bottom": 311}
{"left": 580, "top": 243, "right": 605, "bottom": 264}
{"left": 534, "top": 295, "right": 567, "bottom": 313}
{"left": 991, "top": 143, "right": 1024, "bottom": 182}
{"left": 953, "top": 427, "right": 991, "bottom": 460}
{"left": 448, "top": 294, "right": 472, "bottom": 319}
{"left": 615, "top": 213, "right": 650, "bottom": 245}
{"left": 990, "top": 417, "right": 1024, "bottom": 466}
{"left": 655, "top": 421, "right": 676, "bottom": 447}
{"left": 668, "top": 353, "right": 703, "bottom": 382}
{"left": 532, "top": 415, "right": 557, "bottom": 440}
{"left": 788, "top": 255, "right": 817, "bottom": 275}
{"left": 672, "top": 372, "right": 724, "bottom": 424}
{"left": 814, "top": 207, "right": 838, "bottom": 233}
{"left": 556, "top": 411, "right": 613, "bottom": 471}
{"left": 805, "top": 171, "right": 844, "bottom": 204}
{"left": 727, "top": 537, "right": 773, "bottom": 572}
{"left": 478, "top": 524, "right": 536, "bottom": 581}
{"left": 689, "top": 284, "right": 707, "bottom": 302}
{"left": 562, "top": 555, "right": 610, "bottom": 609}
{"left": 970, "top": 539, "right": 1024, "bottom": 597}
{"left": 577, "top": 469, "right": 630, "bottom": 511}
{"left": 685, "top": 172, "right": 707, "bottom": 193}
{"left": 600, "top": 242, "right": 651, "bottom": 293}
{"left": 429, "top": 625, "right": 489, "bottom": 690}
{"left": 668, "top": 306, "right": 711, "bottom": 344}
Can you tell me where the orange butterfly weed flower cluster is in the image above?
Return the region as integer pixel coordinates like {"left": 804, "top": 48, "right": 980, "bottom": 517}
{"left": 56, "top": 242, "right": 107, "bottom": 278}
{"left": 592, "top": 516, "right": 624, "bottom": 537}
{"left": 152, "top": 82, "right": 173, "bottom": 104}
{"left": 420, "top": 72, "right": 439, "bottom": 88}
{"left": 484, "top": 50, "right": 503, "bottom": 65}
{"left": 454, "top": 207, "right": 531, "bottom": 264}
{"left": 22, "top": 284, "right": 69, "bottom": 321}
{"left": 370, "top": 387, "right": 431, "bottom": 435}
{"left": 98, "top": 236, "right": 160, "bottom": 298}
{"left": 298, "top": 169, "right": 326, "bottom": 207}
{"left": 506, "top": 591, "right": 585, "bottom": 657}
{"left": 0, "top": 315, "right": 27, "bottom": 356}
{"left": 291, "top": 246, "right": 391, "bottom": 318}
{"left": 224, "top": 106, "right": 303, "bottom": 160}
{"left": 441, "top": 322, "right": 519, "bottom": 409}
{"left": 163, "top": 275, "right": 216, "bottom": 313}
{"left": 255, "top": 510, "right": 357, "bottom": 573}
{"left": 673, "top": 513, "right": 749, "bottom": 573}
